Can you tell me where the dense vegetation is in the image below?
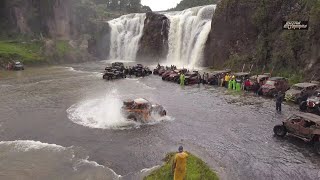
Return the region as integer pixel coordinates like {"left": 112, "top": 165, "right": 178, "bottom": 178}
{"left": 205, "top": 0, "right": 320, "bottom": 82}
{"left": 94, "top": 0, "right": 151, "bottom": 13}
{"left": 169, "top": 0, "right": 220, "bottom": 11}
{"left": 144, "top": 152, "right": 219, "bottom": 180}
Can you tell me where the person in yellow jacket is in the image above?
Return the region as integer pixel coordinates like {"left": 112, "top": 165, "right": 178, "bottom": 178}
{"left": 224, "top": 73, "right": 230, "bottom": 88}
{"left": 172, "top": 146, "right": 188, "bottom": 180}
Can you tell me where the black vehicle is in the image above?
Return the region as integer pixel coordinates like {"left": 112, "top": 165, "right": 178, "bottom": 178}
{"left": 112, "top": 62, "right": 125, "bottom": 71}
{"left": 103, "top": 68, "right": 126, "bottom": 80}
{"left": 153, "top": 66, "right": 164, "bottom": 75}
{"left": 132, "top": 64, "right": 151, "bottom": 77}
{"left": 208, "top": 70, "right": 231, "bottom": 85}
{"left": 13, "top": 61, "right": 24, "bottom": 70}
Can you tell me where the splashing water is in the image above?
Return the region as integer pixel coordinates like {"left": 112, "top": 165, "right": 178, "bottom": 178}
{"left": 67, "top": 90, "right": 173, "bottom": 129}
{"left": 108, "top": 14, "right": 146, "bottom": 61}
{"left": 165, "top": 5, "right": 216, "bottom": 68}
{"left": 67, "top": 90, "right": 136, "bottom": 129}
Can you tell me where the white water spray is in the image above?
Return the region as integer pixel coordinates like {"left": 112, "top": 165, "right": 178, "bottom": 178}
{"left": 108, "top": 13, "right": 146, "bottom": 61}
{"left": 67, "top": 90, "right": 135, "bottom": 129}
{"left": 165, "top": 5, "right": 216, "bottom": 68}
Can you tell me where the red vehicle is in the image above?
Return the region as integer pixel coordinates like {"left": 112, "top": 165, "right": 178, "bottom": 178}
{"left": 158, "top": 68, "right": 167, "bottom": 76}
{"left": 178, "top": 71, "right": 200, "bottom": 85}
{"left": 162, "top": 70, "right": 175, "bottom": 80}
{"left": 261, "top": 77, "right": 290, "bottom": 96}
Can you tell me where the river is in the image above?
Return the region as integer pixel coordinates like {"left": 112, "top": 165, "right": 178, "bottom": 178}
{"left": 0, "top": 61, "right": 320, "bottom": 180}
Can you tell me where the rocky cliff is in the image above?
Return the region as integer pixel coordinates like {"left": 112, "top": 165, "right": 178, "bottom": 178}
{"left": 136, "top": 12, "right": 169, "bottom": 62}
{"left": 204, "top": 0, "right": 320, "bottom": 78}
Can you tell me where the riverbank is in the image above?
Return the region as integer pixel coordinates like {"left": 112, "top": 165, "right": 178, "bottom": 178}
{"left": 144, "top": 152, "right": 219, "bottom": 180}
{"left": 0, "top": 39, "right": 96, "bottom": 69}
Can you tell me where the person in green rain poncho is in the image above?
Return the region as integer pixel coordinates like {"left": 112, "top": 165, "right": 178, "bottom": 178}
{"left": 228, "top": 79, "right": 232, "bottom": 89}
{"left": 180, "top": 73, "right": 185, "bottom": 86}
{"left": 232, "top": 76, "right": 236, "bottom": 90}
{"left": 236, "top": 79, "right": 241, "bottom": 91}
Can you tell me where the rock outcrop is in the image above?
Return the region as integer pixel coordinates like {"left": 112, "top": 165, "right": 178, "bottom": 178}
{"left": 136, "top": 12, "right": 169, "bottom": 62}
{"left": 88, "top": 22, "right": 111, "bottom": 60}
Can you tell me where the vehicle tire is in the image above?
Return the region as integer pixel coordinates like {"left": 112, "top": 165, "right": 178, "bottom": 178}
{"left": 107, "top": 76, "right": 111, "bottom": 80}
{"left": 177, "top": 79, "right": 180, "bottom": 84}
{"left": 273, "top": 125, "right": 287, "bottom": 137}
{"left": 22, "top": 67, "right": 24, "bottom": 70}
{"left": 161, "top": 110, "right": 167, "bottom": 116}
{"left": 127, "top": 115, "right": 137, "bottom": 121}
{"left": 296, "top": 98, "right": 302, "bottom": 104}
{"left": 307, "top": 107, "right": 313, "bottom": 113}
{"left": 103, "top": 75, "right": 106, "bottom": 79}
{"left": 314, "top": 142, "right": 320, "bottom": 155}
{"left": 299, "top": 101, "right": 307, "bottom": 111}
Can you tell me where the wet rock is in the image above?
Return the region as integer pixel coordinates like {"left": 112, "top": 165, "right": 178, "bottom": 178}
{"left": 88, "top": 22, "right": 111, "bottom": 60}
{"left": 136, "top": 12, "right": 169, "bottom": 62}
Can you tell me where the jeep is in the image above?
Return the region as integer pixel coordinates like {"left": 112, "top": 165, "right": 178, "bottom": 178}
{"left": 273, "top": 113, "right": 320, "bottom": 154}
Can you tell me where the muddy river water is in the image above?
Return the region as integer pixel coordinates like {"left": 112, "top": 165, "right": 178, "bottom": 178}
{"left": 0, "top": 60, "right": 320, "bottom": 180}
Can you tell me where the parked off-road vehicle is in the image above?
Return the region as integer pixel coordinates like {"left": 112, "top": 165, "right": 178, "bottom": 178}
{"left": 261, "top": 77, "right": 290, "bottom": 97}
{"left": 13, "top": 61, "right": 24, "bottom": 70}
{"left": 207, "top": 70, "right": 231, "bottom": 85}
{"left": 300, "top": 89, "right": 320, "bottom": 114}
{"left": 177, "top": 71, "right": 200, "bottom": 85}
{"left": 246, "top": 74, "right": 270, "bottom": 91}
{"left": 162, "top": 70, "right": 175, "bottom": 81}
{"left": 153, "top": 66, "right": 164, "bottom": 75}
{"left": 233, "top": 72, "right": 251, "bottom": 82}
{"left": 103, "top": 69, "right": 126, "bottom": 80}
{"left": 285, "top": 83, "right": 318, "bottom": 103}
{"left": 273, "top": 113, "right": 320, "bottom": 154}
{"left": 121, "top": 98, "right": 167, "bottom": 123}
{"left": 112, "top": 62, "right": 125, "bottom": 71}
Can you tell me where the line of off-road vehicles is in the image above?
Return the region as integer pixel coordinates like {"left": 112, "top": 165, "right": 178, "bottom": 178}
{"left": 102, "top": 62, "right": 152, "bottom": 80}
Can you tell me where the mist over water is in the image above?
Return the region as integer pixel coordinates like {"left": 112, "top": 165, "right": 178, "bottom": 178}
{"left": 108, "top": 14, "right": 146, "bottom": 60}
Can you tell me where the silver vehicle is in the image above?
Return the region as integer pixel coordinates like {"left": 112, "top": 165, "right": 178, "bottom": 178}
{"left": 285, "top": 82, "right": 318, "bottom": 103}
{"left": 13, "top": 61, "right": 24, "bottom": 70}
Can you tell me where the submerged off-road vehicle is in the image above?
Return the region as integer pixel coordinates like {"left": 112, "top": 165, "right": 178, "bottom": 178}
{"left": 273, "top": 113, "right": 320, "bottom": 154}
{"left": 122, "top": 98, "right": 167, "bottom": 123}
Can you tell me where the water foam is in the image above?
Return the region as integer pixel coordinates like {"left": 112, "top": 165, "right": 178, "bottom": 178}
{"left": 67, "top": 90, "right": 173, "bottom": 129}
{"left": 67, "top": 90, "right": 135, "bottom": 129}
{"left": 0, "top": 140, "right": 66, "bottom": 152}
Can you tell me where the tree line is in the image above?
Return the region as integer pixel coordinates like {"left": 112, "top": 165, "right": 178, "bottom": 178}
{"left": 171, "top": 0, "right": 220, "bottom": 11}
{"left": 93, "top": 0, "right": 151, "bottom": 13}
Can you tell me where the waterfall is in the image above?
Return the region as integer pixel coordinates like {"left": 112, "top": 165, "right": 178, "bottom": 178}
{"left": 165, "top": 5, "right": 216, "bottom": 68}
{"left": 108, "top": 13, "right": 146, "bottom": 61}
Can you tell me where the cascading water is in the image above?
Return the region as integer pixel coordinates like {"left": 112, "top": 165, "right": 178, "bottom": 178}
{"left": 108, "top": 13, "right": 146, "bottom": 61}
{"left": 165, "top": 5, "right": 216, "bottom": 68}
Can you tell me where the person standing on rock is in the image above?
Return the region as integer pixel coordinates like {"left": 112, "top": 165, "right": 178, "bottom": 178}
{"left": 172, "top": 146, "right": 188, "bottom": 180}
